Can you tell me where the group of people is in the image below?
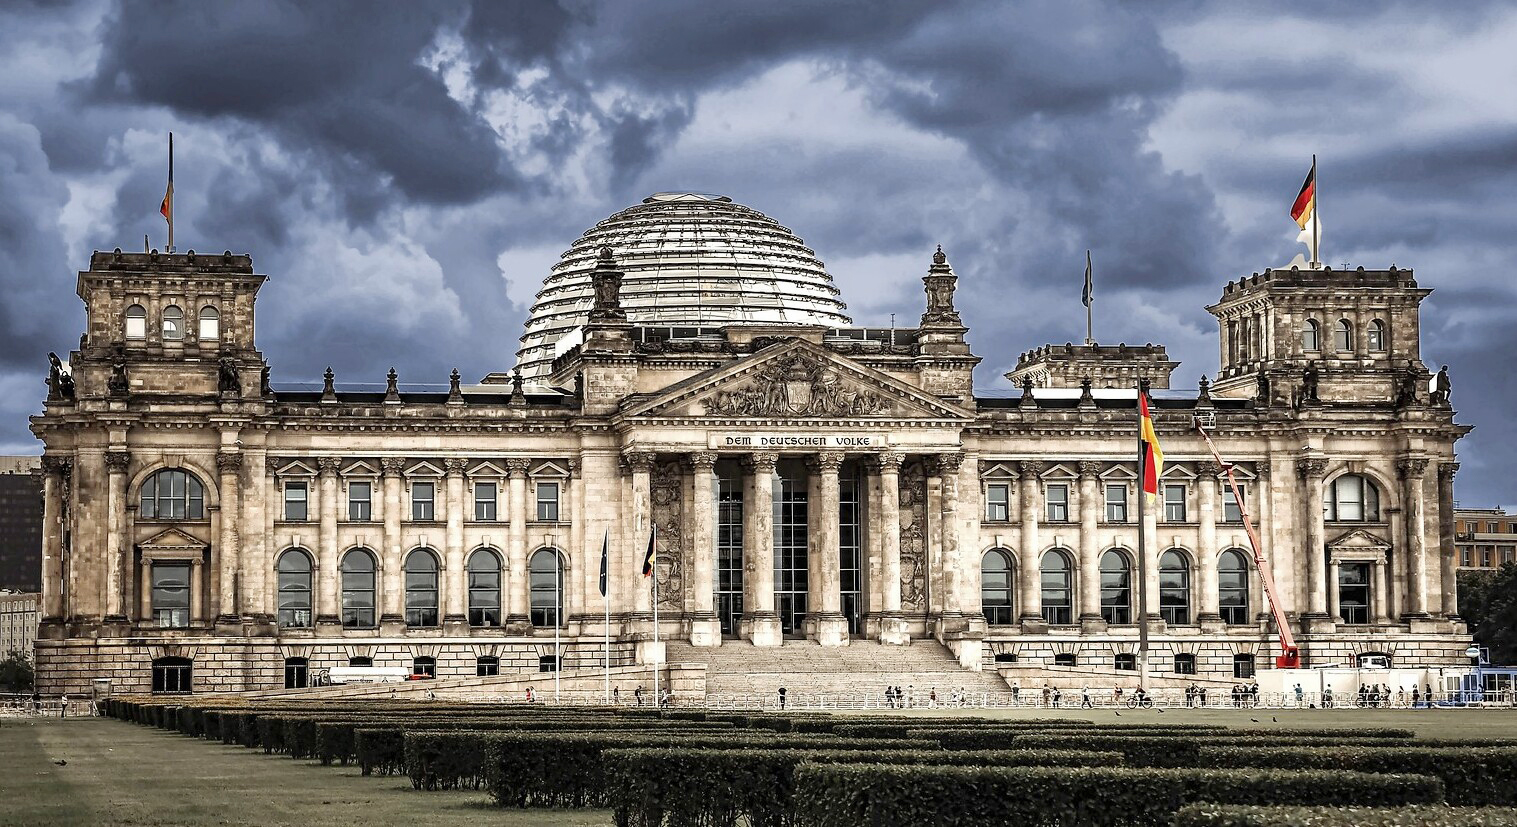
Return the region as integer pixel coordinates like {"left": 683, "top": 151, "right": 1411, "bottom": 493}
{"left": 1223, "top": 683, "right": 1261, "bottom": 708}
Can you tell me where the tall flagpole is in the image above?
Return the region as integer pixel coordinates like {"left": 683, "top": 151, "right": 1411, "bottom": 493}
{"left": 602, "top": 529, "right": 611, "bottom": 704}
{"left": 162, "top": 132, "right": 175, "bottom": 253}
{"left": 554, "top": 551, "right": 562, "bottom": 704}
{"left": 651, "top": 523, "right": 661, "bottom": 705}
{"left": 1136, "top": 378, "right": 1150, "bottom": 691}
{"left": 1084, "top": 249, "right": 1094, "bottom": 345}
{"left": 1312, "top": 154, "right": 1320, "bottom": 269}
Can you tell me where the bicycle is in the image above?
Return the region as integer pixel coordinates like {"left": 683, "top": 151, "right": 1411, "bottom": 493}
{"left": 1126, "top": 693, "right": 1155, "bottom": 709}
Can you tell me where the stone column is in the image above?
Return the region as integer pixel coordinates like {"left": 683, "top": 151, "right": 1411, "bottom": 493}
{"left": 1076, "top": 460, "right": 1103, "bottom": 629}
{"left": 40, "top": 456, "right": 70, "bottom": 623}
{"left": 316, "top": 457, "right": 341, "bottom": 626}
{"left": 1326, "top": 555, "right": 1342, "bottom": 621}
{"left": 741, "top": 451, "right": 780, "bottom": 646}
{"left": 443, "top": 458, "right": 468, "bottom": 630}
{"left": 872, "top": 452, "right": 907, "bottom": 644}
{"left": 262, "top": 457, "right": 280, "bottom": 619}
{"left": 1398, "top": 457, "right": 1430, "bottom": 619}
{"left": 506, "top": 457, "right": 532, "bottom": 624}
{"left": 379, "top": 458, "right": 405, "bottom": 628}
{"left": 807, "top": 451, "right": 848, "bottom": 646}
{"left": 215, "top": 451, "right": 243, "bottom": 626}
{"left": 104, "top": 450, "right": 131, "bottom": 623}
{"left": 935, "top": 453, "right": 965, "bottom": 615}
{"left": 189, "top": 557, "right": 205, "bottom": 623}
{"left": 1018, "top": 460, "right": 1045, "bottom": 629}
{"left": 138, "top": 558, "right": 153, "bottom": 621}
{"left": 1298, "top": 457, "right": 1330, "bottom": 624}
{"left": 1196, "top": 460, "right": 1223, "bottom": 628}
{"left": 1437, "top": 462, "right": 1459, "bottom": 619}
{"left": 241, "top": 447, "right": 267, "bottom": 627}
{"left": 567, "top": 459, "right": 586, "bottom": 626}
{"left": 1374, "top": 553, "right": 1392, "bottom": 624}
{"left": 688, "top": 452, "right": 720, "bottom": 646}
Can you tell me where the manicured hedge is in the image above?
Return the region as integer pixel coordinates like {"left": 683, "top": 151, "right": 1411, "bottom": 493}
{"left": 1200, "top": 746, "right": 1517, "bottom": 805}
{"left": 486, "top": 733, "right": 934, "bottom": 809}
{"left": 792, "top": 764, "right": 1444, "bottom": 827}
{"left": 1173, "top": 804, "right": 1517, "bottom": 827}
{"left": 606, "top": 747, "right": 1125, "bottom": 827}
{"left": 995, "top": 734, "right": 1420, "bottom": 767}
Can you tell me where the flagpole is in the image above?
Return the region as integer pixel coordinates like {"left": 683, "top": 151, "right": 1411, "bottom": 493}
{"left": 651, "top": 523, "right": 660, "bottom": 706}
{"left": 554, "top": 551, "right": 562, "bottom": 705}
{"left": 603, "top": 529, "right": 611, "bottom": 705}
{"left": 166, "top": 133, "right": 174, "bottom": 253}
{"left": 1136, "top": 378, "right": 1150, "bottom": 692}
{"left": 1312, "top": 154, "right": 1320, "bottom": 269}
{"left": 1084, "top": 250, "right": 1094, "bottom": 345}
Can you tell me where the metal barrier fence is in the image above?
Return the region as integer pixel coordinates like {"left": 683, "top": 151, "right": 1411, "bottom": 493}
{"left": 700, "top": 688, "right": 1517, "bottom": 712}
{"left": 0, "top": 693, "right": 98, "bottom": 717}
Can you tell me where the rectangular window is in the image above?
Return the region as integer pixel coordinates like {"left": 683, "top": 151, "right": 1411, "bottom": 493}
{"left": 411, "top": 482, "right": 435, "bottom": 521}
{"left": 1164, "top": 484, "right": 1187, "bottom": 522}
{"left": 1462, "top": 547, "right": 1474, "bottom": 567}
{"left": 1104, "top": 484, "right": 1128, "bottom": 523}
{"left": 1045, "top": 484, "right": 1069, "bottom": 523}
{"left": 283, "top": 482, "right": 308, "bottom": 522}
{"left": 474, "top": 482, "right": 497, "bottom": 521}
{"left": 151, "top": 562, "right": 191, "bottom": 628}
{"left": 348, "top": 482, "right": 371, "bottom": 521}
{"left": 1481, "top": 547, "right": 1493, "bottom": 567}
{"left": 536, "top": 482, "right": 560, "bottom": 522}
{"left": 1338, "top": 561, "right": 1371, "bottom": 625}
{"left": 1488, "top": 521, "right": 1500, "bottom": 534}
{"left": 985, "top": 483, "right": 1010, "bottom": 522}
{"left": 1223, "top": 483, "right": 1246, "bottom": 523}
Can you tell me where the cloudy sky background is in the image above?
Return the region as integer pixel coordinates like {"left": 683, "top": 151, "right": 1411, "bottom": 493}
{"left": 2, "top": 1, "right": 1514, "bottom": 506}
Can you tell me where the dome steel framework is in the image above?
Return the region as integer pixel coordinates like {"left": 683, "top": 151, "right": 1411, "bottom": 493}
{"left": 515, "top": 192, "right": 851, "bottom": 378}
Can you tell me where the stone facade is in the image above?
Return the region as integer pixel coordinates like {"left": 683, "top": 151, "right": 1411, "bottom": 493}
{"left": 29, "top": 238, "right": 1472, "bottom": 695}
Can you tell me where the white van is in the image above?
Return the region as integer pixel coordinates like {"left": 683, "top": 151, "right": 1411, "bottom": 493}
{"left": 326, "top": 666, "right": 411, "bottom": 685}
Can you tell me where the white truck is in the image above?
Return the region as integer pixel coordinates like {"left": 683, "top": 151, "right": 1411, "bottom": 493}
{"left": 324, "top": 666, "right": 412, "bottom": 685}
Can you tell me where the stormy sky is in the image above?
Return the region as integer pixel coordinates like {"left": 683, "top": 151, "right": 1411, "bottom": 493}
{"left": 1, "top": 1, "right": 1514, "bottom": 507}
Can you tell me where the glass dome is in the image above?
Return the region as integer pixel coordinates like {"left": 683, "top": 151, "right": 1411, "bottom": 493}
{"left": 515, "top": 192, "right": 851, "bottom": 378}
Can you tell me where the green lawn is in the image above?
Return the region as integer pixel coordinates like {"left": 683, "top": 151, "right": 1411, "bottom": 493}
{"left": 0, "top": 717, "right": 612, "bottom": 827}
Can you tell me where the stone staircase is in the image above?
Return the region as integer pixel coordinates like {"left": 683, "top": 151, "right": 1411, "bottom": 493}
{"left": 665, "top": 639, "right": 1010, "bottom": 704}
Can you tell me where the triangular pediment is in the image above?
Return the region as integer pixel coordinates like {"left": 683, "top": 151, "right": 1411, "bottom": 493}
{"left": 469, "top": 460, "right": 507, "bottom": 478}
{"left": 1099, "top": 464, "right": 1136, "bottom": 481}
{"left": 139, "top": 527, "right": 209, "bottom": 551}
{"left": 1040, "top": 463, "right": 1077, "bottom": 480}
{"left": 1327, "top": 528, "right": 1391, "bottom": 550}
{"left": 1162, "top": 464, "right": 1197, "bottom": 480}
{"left": 404, "top": 460, "right": 444, "bottom": 478}
{"left": 341, "top": 460, "right": 378, "bottom": 477}
{"left": 621, "top": 338, "right": 973, "bottom": 421}
{"left": 274, "top": 459, "right": 315, "bottom": 477}
{"left": 979, "top": 461, "right": 1019, "bottom": 480}
{"left": 531, "top": 460, "right": 570, "bottom": 478}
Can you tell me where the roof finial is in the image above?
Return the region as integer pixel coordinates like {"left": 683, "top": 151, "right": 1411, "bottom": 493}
{"left": 933, "top": 244, "right": 946, "bottom": 266}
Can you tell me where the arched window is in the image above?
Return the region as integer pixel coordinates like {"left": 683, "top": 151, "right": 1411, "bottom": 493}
{"left": 1218, "top": 549, "right": 1251, "bottom": 625}
{"left": 276, "top": 549, "right": 313, "bottom": 628}
{"left": 1173, "top": 653, "right": 1197, "bottom": 675}
{"left": 1233, "top": 653, "right": 1255, "bottom": 679}
{"left": 284, "top": 657, "right": 308, "bottom": 689}
{"left": 1367, "top": 319, "right": 1386, "bottom": 352}
{"left": 125, "top": 304, "right": 147, "bottom": 339}
{"left": 152, "top": 657, "right": 193, "bottom": 693}
{"left": 1325, "top": 474, "right": 1380, "bottom": 522}
{"left": 162, "top": 305, "right": 184, "bottom": 340}
{"left": 1301, "top": 319, "right": 1320, "bottom": 351}
{"left": 340, "top": 549, "right": 377, "bottom": 629}
{"left": 467, "top": 549, "right": 502, "bottom": 627}
{"left": 198, "top": 306, "right": 219, "bottom": 340}
{"left": 476, "top": 656, "right": 500, "bottom": 677}
{"left": 412, "top": 656, "right": 436, "bottom": 677}
{"left": 404, "top": 549, "right": 439, "bottom": 627}
{"left": 1100, "top": 550, "right": 1132, "bottom": 625}
{"left": 981, "top": 549, "right": 1014, "bottom": 626}
{"left": 529, "top": 548, "right": 563, "bottom": 627}
{"left": 1039, "top": 550, "right": 1073, "bottom": 625}
{"left": 139, "top": 469, "right": 206, "bottom": 520}
{"left": 1334, "top": 319, "right": 1352, "bottom": 352}
{"left": 1159, "top": 550, "right": 1191, "bottom": 625}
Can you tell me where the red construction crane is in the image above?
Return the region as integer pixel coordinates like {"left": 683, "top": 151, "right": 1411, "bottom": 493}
{"left": 1193, "top": 413, "right": 1301, "bottom": 669}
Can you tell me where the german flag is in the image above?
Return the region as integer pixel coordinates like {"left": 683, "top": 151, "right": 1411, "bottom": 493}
{"left": 1139, "top": 390, "right": 1164, "bottom": 498}
{"left": 160, "top": 132, "right": 174, "bottom": 224}
{"left": 1290, "top": 160, "right": 1316, "bottom": 229}
{"left": 641, "top": 523, "right": 656, "bottom": 577}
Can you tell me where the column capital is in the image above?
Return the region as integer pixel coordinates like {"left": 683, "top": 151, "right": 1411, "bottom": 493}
{"left": 622, "top": 451, "right": 656, "bottom": 474}
{"left": 928, "top": 452, "right": 964, "bottom": 475}
{"left": 1438, "top": 461, "right": 1459, "bottom": 482}
{"left": 443, "top": 457, "right": 468, "bottom": 477}
{"left": 266, "top": 456, "right": 285, "bottom": 475}
{"left": 505, "top": 457, "right": 533, "bottom": 478}
{"left": 104, "top": 450, "right": 131, "bottom": 473}
{"left": 41, "top": 455, "right": 73, "bottom": 477}
{"left": 216, "top": 451, "right": 244, "bottom": 473}
{"left": 1195, "top": 460, "right": 1221, "bottom": 477}
{"left": 1396, "top": 456, "right": 1430, "bottom": 480}
{"left": 1017, "top": 459, "right": 1045, "bottom": 477}
{"left": 1076, "top": 460, "right": 1102, "bottom": 479}
{"left": 567, "top": 457, "right": 581, "bottom": 479}
{"left": 379, "top": 457, "right": 406, "bottom": 477}
{"left": 867, "top": 451, "right": 905, "bottom": 474}
{"left": 1296, "top": 457, "right": 1328, "bottom": 479}
{"left": 688, "top": 451, "right": 718, "bottom": 472}
{"left": 190, "top": 557, "right": 205, "bottom": 568}
{"left": 1254, "top": 460, "right": 1272, "bottom": 480}
{"left": 742, "top": 451, "right": 778, "bottom": 474}
{"left": 316, "top": 456, "right": 341, "bottom": 476}
{"left": 807, "top": 451, "right": 845, "bottom": 474}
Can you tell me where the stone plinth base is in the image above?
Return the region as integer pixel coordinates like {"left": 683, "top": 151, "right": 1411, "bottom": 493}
{"left": 636, "top": 638, "right": 665, "bottom": 667}
{"left": 741, "top": 612, "right": 782, "bottom": 647}
{"left": 1301, "top": 613, "right": 1336, "bottom": 634}
{"left": 807, "top": 613, "right": 850, "bottom": 646}
{"left": 687, "top": 616, "right": 721, "bottom": 647}
{"left": 879, "top": 615, "right": 912, "bottom": 645}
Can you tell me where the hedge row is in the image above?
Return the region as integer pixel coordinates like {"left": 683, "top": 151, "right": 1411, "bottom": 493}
{"left": 986, "top": 733, "right": 1423, "bottom": 767}
{"left": 605, "top": 747, "right": 1125, "bottom": 827}
{"left": 1199, "top": 746, "right": 1517, "bottom": 806}
{"left": 1173, "top": 804, "right": 1517, "bottom": 827}
{"left": 792, "top": 764, "right": 1444, "bottom": 827}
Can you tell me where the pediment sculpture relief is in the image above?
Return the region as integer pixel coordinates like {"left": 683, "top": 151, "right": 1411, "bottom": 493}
{"left": 703, "top": 352, "right": 891, "bottom": 417}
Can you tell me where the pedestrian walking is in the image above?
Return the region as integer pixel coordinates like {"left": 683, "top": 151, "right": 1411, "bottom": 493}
{"left": 778, "top": 686, "right": 787, "bottom": 710}
{"left": 613, "top": 686, "right": 620, "bottom": 705}
{"left": 929, "top": 688, "right": 937, "bottom": 708}
{"left": 1081, "top": 686, "right": 1093, "bottom": 709}
{"left": 634, "top": 685, "right": 644, "bottom": 706}
{"left": 1011, "top": 681, "right": 1020, "bottom": 706}
{"left": 1042, "top": 684, "right": 1052, "bottom": 707}
{"left": 1294, "top": 683, "right": 1304, "bottom": 707}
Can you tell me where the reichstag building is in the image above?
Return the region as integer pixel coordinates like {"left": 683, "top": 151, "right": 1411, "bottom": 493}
{"left": 31, "top": 192, "right": 1470, "bottom": 693}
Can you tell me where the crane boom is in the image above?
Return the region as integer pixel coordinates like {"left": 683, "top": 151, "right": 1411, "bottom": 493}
{"left": 1194, "top": 419, "right": 1300, "bottom": 669}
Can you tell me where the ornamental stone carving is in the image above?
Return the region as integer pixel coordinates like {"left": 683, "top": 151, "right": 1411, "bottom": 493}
{"left": 742, "top": 451, "right": 778, "bottom": 474}
{"left": 868, "top": 451, "right": 905, "bottom": 474}
{"left": 622, "top": 451, "right": 656, "bottom": 474}
{"left": 1077, "top": 460, "right": 1102, "bottom": 479}
{"left": 688, "top": 452, "right": 717, "bottom": 472}
{"left": 504, "top": 458, "right": 532, "bottom": 478}
{"left": 104, "top": 451, "right": 131, "bottom": 473}
{"left": 704, "top": 351, "right": 889, "bottom": 418}
{"left": 1196, "top": 460, "right": 1221, "bottom": 477}
{"left": 929, "top": 452, "right": 964, "bottom": 475}
{"left": 316, "top": 457, "right": 341, "bottom": 475}
{"left": 215, "top": 452, "right": 244, "bottom": 472}
{"left": 1018, "top": 460, "right": 1046, "bottom": 477}
{"left": 1296, "top": 458, "right": 1328, "bottom": 479}
{"left": 41, "top": 455, "right": 73, "bottom": 477}
{"left": 380, "top": 457, "right": 406, "bottom": 477}
{"left": 443, "top": 458, "right": 468, "bottom": 476}
{"left": 807, "top": 451, "right": 845, "bottom": 474}
{"left": 1439, "top": 462, "right": 1459, "bottom": 482}
{"left": 265, "top": 457, "right": 284, "bottom": 475}
{"left": 898, "top": 460, "right": 929, "bottom": 611}
{"left": 1396, "top": 457, "right": 1430, "bottom": 479}
{"left": 650, "top": 460, "right": 685, "bottom": 611}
